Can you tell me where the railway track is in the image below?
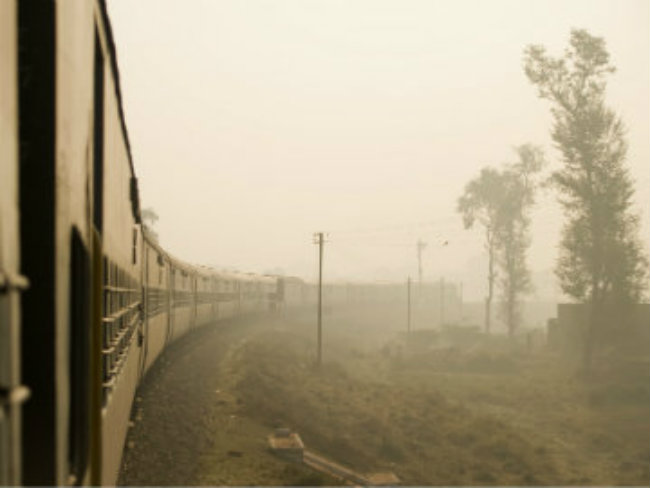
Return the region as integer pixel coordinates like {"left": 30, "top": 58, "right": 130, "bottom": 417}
{"left": 303, "top": 450, "right": 370, "bottom": 485}
{"left": 118, "top": 315, "right": 265, "bottom": 485}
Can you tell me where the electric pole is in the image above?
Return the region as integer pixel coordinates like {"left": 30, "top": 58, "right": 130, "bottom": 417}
{"left": 313, "top": 232, "right": 324, "bottom": 366}
{"left": 416, "top": 239, "right": 427, "bottom": 288}
{"left": 407, "top": 276, "right": 411, "bottom": 333}
{"left": 439, "top": 276, "right": 445, "bottom": 326}
{"left": 459, "top": 281, "right": 463, "bottom": 323}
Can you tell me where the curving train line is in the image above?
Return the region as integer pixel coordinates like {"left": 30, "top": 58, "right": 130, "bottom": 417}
{"left": 0, "top": 2, "right": 324, "bottom": 485}
{"left": 0, "top": 2, "right": 414, "bottom": 484}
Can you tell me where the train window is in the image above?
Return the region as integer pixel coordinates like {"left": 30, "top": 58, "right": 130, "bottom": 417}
{"left": 101, "top": 260, "right": 142, "bottom": 407}
{"left": 103, "top": 256, "right": 109, "bottom": 314}
{"left": 130, "top": 177, "right": 140, "bottom": 223}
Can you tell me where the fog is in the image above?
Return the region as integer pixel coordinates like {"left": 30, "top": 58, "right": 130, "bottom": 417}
{"left": 107, "top": 0, "right": 649, "bottom": 302}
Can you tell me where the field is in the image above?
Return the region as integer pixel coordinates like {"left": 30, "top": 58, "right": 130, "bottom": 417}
{"left": 204, "top": 306, "right": 649, "bottom": 485}
{"left": 120, "top": 306, "right": 649, "bottom": 485}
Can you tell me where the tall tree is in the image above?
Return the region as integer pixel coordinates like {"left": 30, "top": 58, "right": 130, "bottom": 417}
{"left": 524, "top": 29, "right": 647, "bottom": 368}
{"left": 496, "top": 145, "right": 545, "bottom": 338}
{"left": 457, "top": 167, "right": 506, "bottom": 334}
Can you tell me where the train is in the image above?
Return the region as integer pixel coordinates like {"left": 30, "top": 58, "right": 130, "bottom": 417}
{"left": 0, "top": 1, "right": 322, "bottom": 485}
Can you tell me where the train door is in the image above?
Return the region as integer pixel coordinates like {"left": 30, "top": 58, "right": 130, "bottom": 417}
{"left": 140, "top": 246, "right": 150, "bottom": 379}
{"left": 17, "top": 1, "right": 58, "bottom": 484}
{"left": 68, "top": 229, "right": 91, "bottom": 485}
{"left": 236, "top": 281, "right": 242, "bottom": 315}
{"left": 167, "top": 267, "right": 175, "bottom": 345}
{"left": 164, "top": 257, "right": 171, "bottom": 343}
{"left": 192, "top": 276, "right": 197, "bottom": 329}
{"left": 212, "top": 278, "right": 219, "bottom": 322}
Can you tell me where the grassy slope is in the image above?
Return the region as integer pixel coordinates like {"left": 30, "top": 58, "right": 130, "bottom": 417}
{"left": 198, "top": 309, "right": 649, "bottom": 485}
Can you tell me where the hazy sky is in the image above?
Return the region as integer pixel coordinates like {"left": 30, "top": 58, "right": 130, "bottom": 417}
{"left": 107, "top": 0, "right": 649, "bottom": 300}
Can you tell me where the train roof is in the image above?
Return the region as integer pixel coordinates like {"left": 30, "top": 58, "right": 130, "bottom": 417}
{"left": 102, "top": 4, "right": 281, "bottom": 289}
{"left": 98, "top": 1, "right": 140, "bottom": 222}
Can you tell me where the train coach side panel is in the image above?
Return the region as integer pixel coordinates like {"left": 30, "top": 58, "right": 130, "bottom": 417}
{"left": 217, "top": 276, "right": 238, "bottom": 319}
{"left": 142, "top": 242, "right": 169, "bottom": 374}
{"left": 99, "top": 41, "right": 143, "bottom": 486}
{"left": 100, "top": 333, "right": 140, "bottom": 485}
{"left": 54, "top": 3, "right": 97, "bottom": 484}
{"left": 196, "top": 275, "right": 215, "bottom": 327}
{"left": 170, "top": 267, "right": 194, "bottom": 343}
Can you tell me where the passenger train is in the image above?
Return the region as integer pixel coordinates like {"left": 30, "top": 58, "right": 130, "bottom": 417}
{"left": 0, "top": 2, "right": 324, "bottom": 485}
{"left": 1, "top": 2, "right": 450, "bottom": 485}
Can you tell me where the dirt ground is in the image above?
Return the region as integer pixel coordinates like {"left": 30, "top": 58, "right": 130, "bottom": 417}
{"left": 118, "top": 313, "right": 336, "bottom": 486}
{"left": 118, "top": 306, "right": 649, "bottom": 485}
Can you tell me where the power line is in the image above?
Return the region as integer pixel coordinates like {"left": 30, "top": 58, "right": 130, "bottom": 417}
{"left": 325, "top": 216, "right": 458, "bottom": 235}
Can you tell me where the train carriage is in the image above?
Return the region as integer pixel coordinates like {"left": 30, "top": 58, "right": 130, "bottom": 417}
{"left": 216, "top": 271, "right": 240, "bottom": 319}
{"left": 16, "top": 2, "right": 103, "bottom": 484}
{"left": 234, "top": 273, "right": 254, "bottom": 315}
{"left": 9, "top": 1, "right": 146, "bottom": 484}
{"left": 142, "top": 234, "right": 171, "bottom": 375}
{"left": 169, "top": 259, "right": 196, "bottom": 343}
{"left": 195, "top": 267, "right": 217, "bottom": 328}
{"left": 99, "top": 17, "right": 146, "bottom": 484}
{"left": 278, "top": 276, "right": 311, "bottom": 309}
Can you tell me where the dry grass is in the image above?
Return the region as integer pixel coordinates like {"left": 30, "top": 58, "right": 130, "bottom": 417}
{"left": 218, "top": 308, "right": 649, "bottom": 485}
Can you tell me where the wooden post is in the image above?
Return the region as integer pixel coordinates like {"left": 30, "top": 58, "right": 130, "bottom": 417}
{"left": 407, "top": 276, "right": 411, "bottom": 333}
{"left": 439, "top": 276, "right": 445, "bottom": 326}
{"left": 315, "top": 232, "right": 324, "bottom": 366}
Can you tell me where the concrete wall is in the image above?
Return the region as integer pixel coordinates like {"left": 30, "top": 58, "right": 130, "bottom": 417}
{"left": 548, "top": 303, "right": 650, "bottom": 354}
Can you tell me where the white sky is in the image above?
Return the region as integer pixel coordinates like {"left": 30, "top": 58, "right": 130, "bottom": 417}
{"left": 107, "top": 0, "right": 649, "bottom": 300}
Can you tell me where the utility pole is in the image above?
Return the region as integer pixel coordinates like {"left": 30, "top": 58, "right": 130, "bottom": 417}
{"left": 439, "top": 276, "right": 445, "bottom": 326}
{"left": 313, "top": 232, "right": 324, "bottom": 366}
{"left": 416, "top": 239, "right": 427, "bottom": 287}
{"left": 407, "top": 276, "right": 411, "bottom": 333}
{"left": 459, "top": 281, "right": 464, "bottom": 323}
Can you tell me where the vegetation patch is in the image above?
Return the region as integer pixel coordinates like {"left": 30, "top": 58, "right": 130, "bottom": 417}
{"left": 226, "top": 329, "right": 569, "bottom": 485}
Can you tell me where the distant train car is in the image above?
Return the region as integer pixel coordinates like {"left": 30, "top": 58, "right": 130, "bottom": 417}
{"left": 217, "top": 271, "right": 241, "bottom": 319}
{"left": 277, "top": 276, "right": 311, "bottom": 309}
{"left": 237, "top": 273, "right": 272, "bottom": 314}
{"left": 195, "top": 267, "right": 217, "bottom": 328}
{"left": 169, "top": 259, "right": 196, "bottom": 343}
{"left": 258, "top": 275, "right": 279, "bottom": 312}
{"left": 142, "top": 234, "right": 171, "bottom": 374}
